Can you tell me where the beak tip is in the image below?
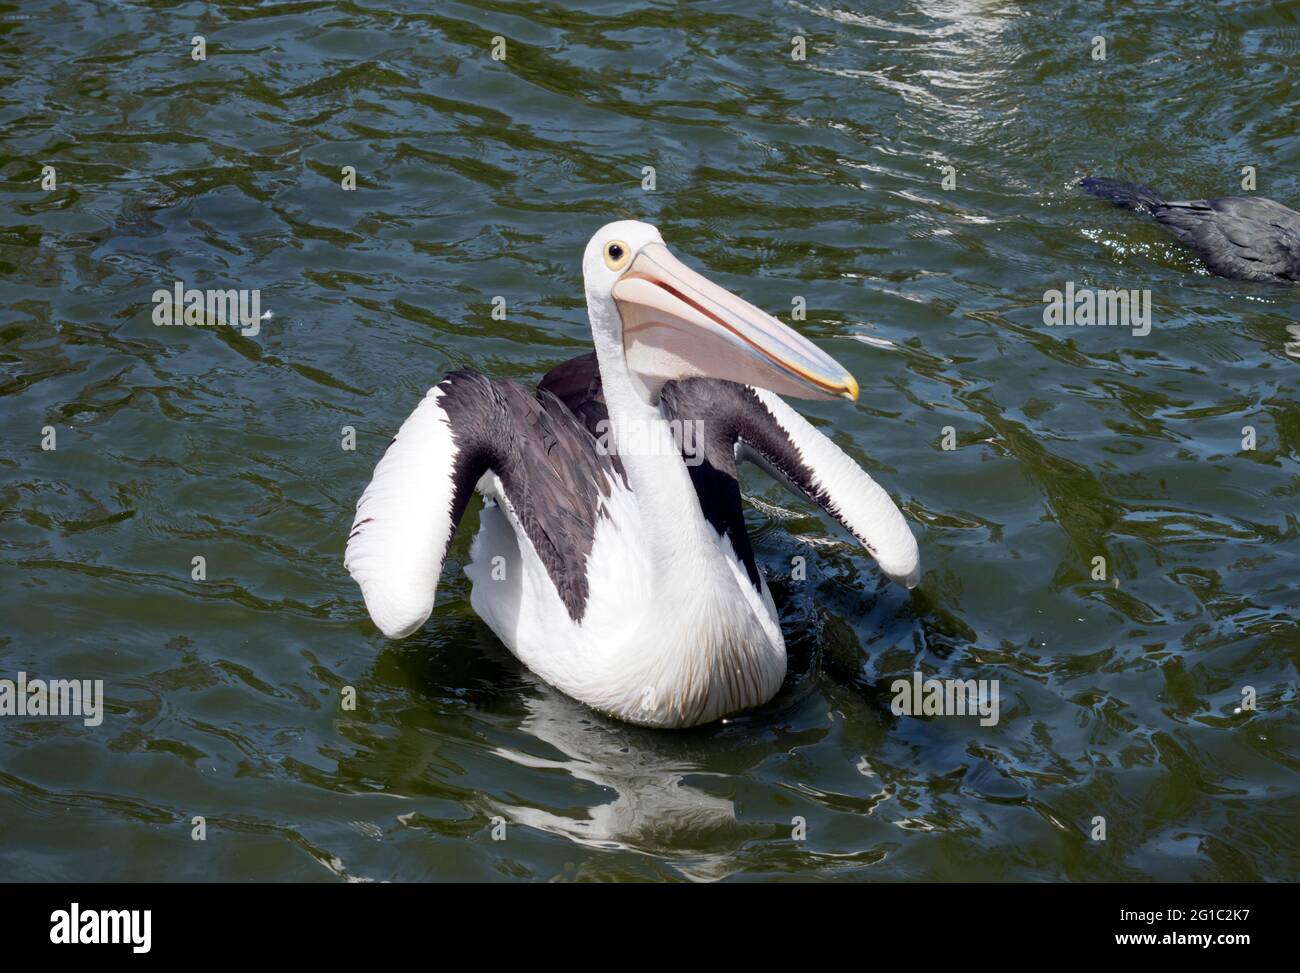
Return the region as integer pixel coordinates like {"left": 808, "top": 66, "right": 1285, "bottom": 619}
{"left": 843, "top": 374, "right": 860, "bottom": 402}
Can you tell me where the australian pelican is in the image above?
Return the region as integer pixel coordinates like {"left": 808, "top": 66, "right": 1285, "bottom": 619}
{"left": 345, "top": 221, "right": 920, "bottom": 728}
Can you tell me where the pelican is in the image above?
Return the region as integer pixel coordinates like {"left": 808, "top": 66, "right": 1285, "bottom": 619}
{"left": 345, "top": 221, "right": 920, "bottom": 728}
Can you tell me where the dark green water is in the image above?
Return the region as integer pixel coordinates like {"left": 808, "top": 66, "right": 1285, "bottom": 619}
{"left": 1, "top": 0, "right": 1297, "bottom": 881}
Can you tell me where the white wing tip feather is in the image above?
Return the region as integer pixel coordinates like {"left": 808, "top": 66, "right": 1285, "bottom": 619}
{"left": 349, "top": 568, "right": 433, "bottom": 639}
{"left": 880, "top": 538, "right": 922, "bottom": 589}
{"left": 344, "top": 384, "right": 459, "bottom": 640}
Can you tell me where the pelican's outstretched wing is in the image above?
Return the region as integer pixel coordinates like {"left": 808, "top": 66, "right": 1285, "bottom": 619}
{"left": 345, "top": 368, "right": 623, "bottom": 638}
{"left": 663, "top": 378, "right": 920, "bottom": 588}
{"left": 540, "top": 353, "right": 920, "bottom": 590}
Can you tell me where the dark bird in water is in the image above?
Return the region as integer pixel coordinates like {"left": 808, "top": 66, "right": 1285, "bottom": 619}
{"left": 1079, "top": 176, "right": 1300, "bottom": 283}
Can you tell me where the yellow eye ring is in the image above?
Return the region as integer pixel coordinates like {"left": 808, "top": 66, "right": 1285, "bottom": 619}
{"left": 603, "top": 240, "right": 630, "bottom": 271}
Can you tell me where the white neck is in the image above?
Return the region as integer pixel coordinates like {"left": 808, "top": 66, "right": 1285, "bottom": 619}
{"left": 586, "top": 293, "right": 716, "bottom": 566}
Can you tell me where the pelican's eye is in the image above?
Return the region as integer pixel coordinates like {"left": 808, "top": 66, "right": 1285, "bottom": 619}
{"left": 603, "top": 240, "right": 630, "bottom": 271}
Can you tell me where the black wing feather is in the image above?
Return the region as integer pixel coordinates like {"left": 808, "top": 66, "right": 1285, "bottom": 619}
{"left": 438, "top": 368, "right": 625, "bottom": 621}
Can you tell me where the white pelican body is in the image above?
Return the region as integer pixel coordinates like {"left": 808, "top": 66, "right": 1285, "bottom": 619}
{"left": 346, "top": 222, "right": 919, "bottom": 728}
{"left": 467, "top": 463, "right": 785, "bottom": 728}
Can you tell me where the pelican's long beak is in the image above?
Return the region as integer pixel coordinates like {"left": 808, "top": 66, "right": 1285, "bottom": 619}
{"left": 610, "top": 243, "right": 859, "bottom": 402}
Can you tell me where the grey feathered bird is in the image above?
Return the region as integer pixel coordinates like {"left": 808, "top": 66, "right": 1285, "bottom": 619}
{"left": 1080, "top": 177, "right": 1300, "bottom": 283}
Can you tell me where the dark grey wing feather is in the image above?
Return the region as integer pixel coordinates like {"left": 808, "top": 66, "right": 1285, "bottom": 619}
{"left": 446, "top": 370, "right": 626, "bottom": 621}
{"left": 538, "top": 351, "right": 609, "bottom": 437}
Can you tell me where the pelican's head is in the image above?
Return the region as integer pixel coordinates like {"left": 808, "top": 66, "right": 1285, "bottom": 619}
{"left": 582, "top": 220, "right": 859, "bottom": 404}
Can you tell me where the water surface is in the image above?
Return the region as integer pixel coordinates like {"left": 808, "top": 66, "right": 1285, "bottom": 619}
{"left": 1, "top": 0, "right": 1297, "bottom": 881}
